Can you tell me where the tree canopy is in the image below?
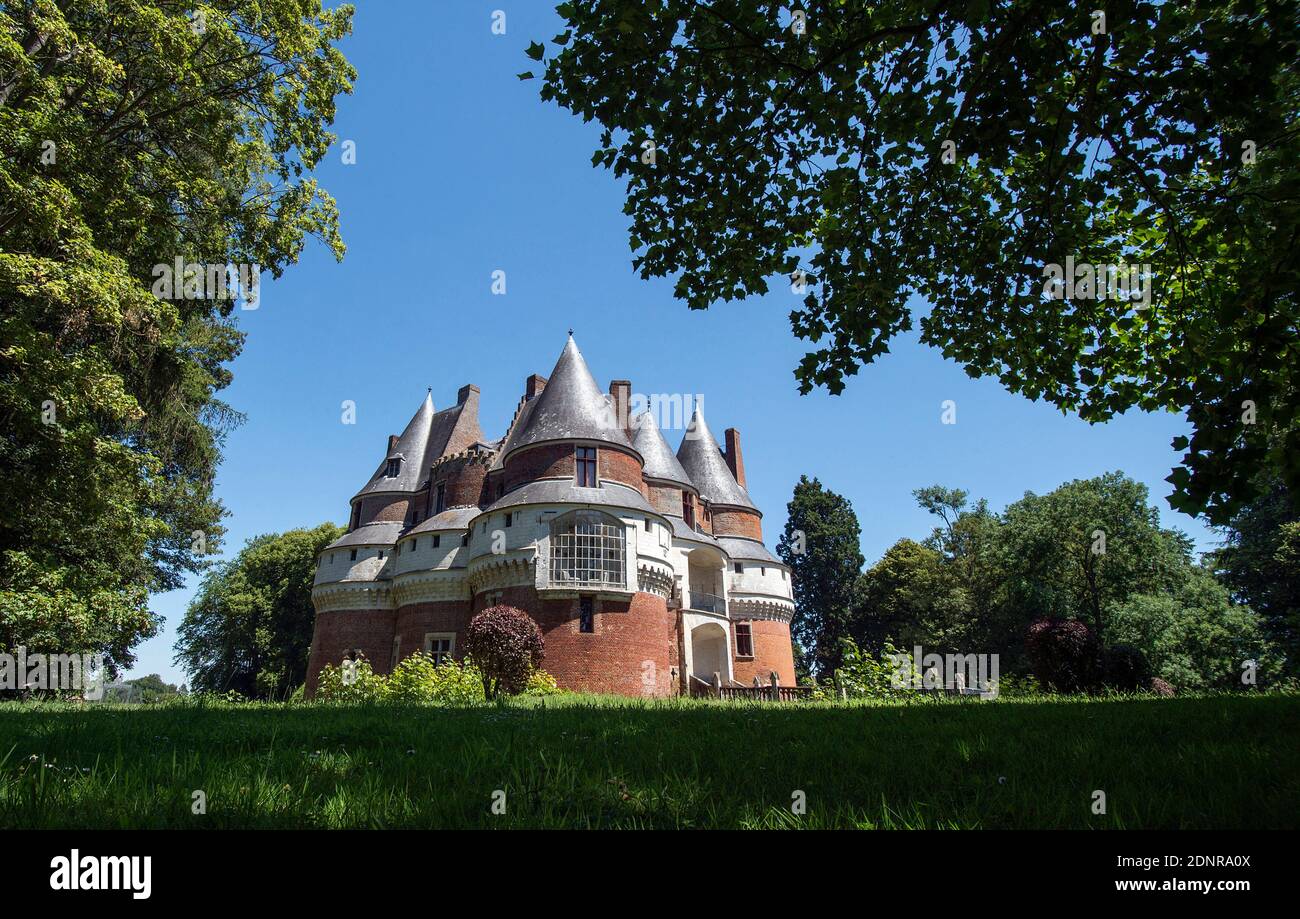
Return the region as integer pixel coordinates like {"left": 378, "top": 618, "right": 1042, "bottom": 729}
{"left": 174, "top": 522, "right": 343, "bottom": 698}
{"left": 529, "top": 0, "right": 1300, "bottom": 523}
{"left": 0, "top": 1, "right": 355, "bottom": 670}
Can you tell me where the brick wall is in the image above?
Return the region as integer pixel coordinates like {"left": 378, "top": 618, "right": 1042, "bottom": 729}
{"left": 503, "top": 443, "right": 644, "bottom": 493}
{"left": 304, "top": 608, "right": 398, "bottom": 695}
{"left": 731, "top": 618, "right": 796, "bottom": 687}
{"left": 394, "top": 600, "right": 473, "bottom": 659}
{"left": 711, "top": 508, "right": 763, "bottom": 540}
{"left": 356, "top": 494, "right": 410, "bottom": 527}
{"left": 494, "top": 586, "right": 679, "bottom": 696}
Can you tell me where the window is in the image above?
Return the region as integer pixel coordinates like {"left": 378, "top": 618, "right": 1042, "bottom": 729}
{"left": 385, "top": 457, "right": 401, "bottom": 478}
{"left": 644, "top": 518, "right": 651, "bottom": 531}
{"left": 349, "top": 549, "right": 357, "bottom": 561}
{"left": 329, "top": 554, "right": 334, "bottom": 564}
{"left": 682, "top": 493, "right": 695, "bottom": 529}
{"left": 411, "top": 538, "right": 417, "bottom": 551}
{"left": 396, "top": 542, "right": 401, "bottom": 556}
{"left": 461, "top": 534, "right": 469, "bottom": 547}
{"left": 735, "top": 622, "right": 754, "bottom": 657}
{"left": 504, "top": 512, "right": 513, "bottom": 528}
{"left": 579, "top": 596, "right": 595, "bottom": 633}
{"left": 433, "top": 534, "right": 441, "bottom": 548}
{"left": 734, "top": 562, "right": 743, "bottom": 574}
{"left": 377, "top": 550, "right": 384, "bottom": 559}
{"left": 424, "top": 633, "right": 454, "bottom": 665}
{"left": 760, "top": 566, "right": 766, "bottom": 576}
{"left": 434, "top": 482, "right": 446, "bottom": 515}
{"left": 390, "top": 637, "right": 402, "bottom": 670}
{"left": 575, "top": 446, "right": 598, "bottom": 487}
{"left": 549, "top": 510, "right": 626, "bottom": 588}
{"left": 496, "top": 481, "right": 504, "bottom": 499}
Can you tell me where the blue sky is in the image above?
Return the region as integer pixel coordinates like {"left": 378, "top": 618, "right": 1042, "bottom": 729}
{"left": 127, "top": 1, "right": 1218, "bottom": 685}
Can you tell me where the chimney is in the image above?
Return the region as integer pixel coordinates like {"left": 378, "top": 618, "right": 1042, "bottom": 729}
{"left": 525, "top": 374, "right": 547, "bottom": 400}
{"left": 457, "top": 384, "right": 479, "bottom": 406}
{"left": 609, "top": 380, "right": 632, "bottom": 435}
{"left": 387, "top": 434, "right": 400, "bottom": 453}
{"left": 724, "top": 428, "right": 747, "bottom": 488}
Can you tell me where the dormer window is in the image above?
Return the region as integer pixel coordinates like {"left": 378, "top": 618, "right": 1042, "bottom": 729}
{"left": 385, "top": 457, "right": 401, "bottom": 478}
{"left": 575, "top": 446, "right": 598, "bottom": 487}
{"left": 682, "top": 493, "right": 695, "bottom": 529}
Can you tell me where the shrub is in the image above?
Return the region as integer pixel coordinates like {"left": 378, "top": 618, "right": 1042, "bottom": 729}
{"left": 315, "top": 658, "right": 385, "bottom": 703}
{"left": 1101, "top": 643, "right": 1152, "bottom": 692}
{"left": 464, "top": 605, "right": 544, "bottom": 698}
{"left": 1025, "top": 618, "right": 1102, "bottom": 693}
{"left": 386, "top": 652, "right": 485, "bottom": 704}
{"left": 1149, "top": 677, "right": 1176, "bottom": 697}
{"left": 834, "top": 638, "right": 917, "bottom": 699}
{"left": 524, "top": 668, "right": 562, "bottom": 696}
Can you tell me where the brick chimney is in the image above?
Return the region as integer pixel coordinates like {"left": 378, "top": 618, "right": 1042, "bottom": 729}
{"left": 609, "top": 380, "right": 632, "bottom": 435}
{"left": 387, "top": 434, "right": 399, "bottom": 452}
{"left": 724, "top": 427, "right": 747, "bottom": 488}
{"left": 525, "top": 374, "right": 547, "bottom": 399}
{"left": 457, "top": 384, "right": 479, "bottom": 405}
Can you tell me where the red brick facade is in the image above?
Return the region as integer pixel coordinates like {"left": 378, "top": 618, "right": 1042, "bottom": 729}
{"left": 731, "top": 619, "right": 796, "bottom": 687}
{"left": 305, "top": 608, "right": 398, "bottom": 694}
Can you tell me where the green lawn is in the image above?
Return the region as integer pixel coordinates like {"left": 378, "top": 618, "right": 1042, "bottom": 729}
{"left": 1, "top": 693, "right": 1296, "bottom": 829}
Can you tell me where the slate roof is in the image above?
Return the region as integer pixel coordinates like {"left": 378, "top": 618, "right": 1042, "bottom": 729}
{"left": 482, "top": 479, "right": 656, "bottom": 516}
{"left": 325, "top": 521, "right": 403, "bottom": 550}
{"left": 353, "top": 390, "right": 484, "bottom": 500}
{"left": 501, "top": 335, "right": 636, "bottom": 459}
{"left": 676, "top": 404, "right": 757, "bottom": 512}
{"left": 631, "top": 411, "right": 693, "bottom": 489}
{"left": 406, "top": 506, "right": 479, "bottom": 535}
{"left": 715, "top": 535, "right": 783, "bottom": 565}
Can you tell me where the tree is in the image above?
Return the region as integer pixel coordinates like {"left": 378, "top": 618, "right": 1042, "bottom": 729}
{"left": 464, "top": 605, "right": 544, "bottom": 699}
{"left": 853, "top": 538, "right": 963, "bottom": 653}
{"left": 998, "top": 473, "right": 1191, "bottom": 644}
{"left": 1211, "top": 475, "right": 1300, "bottom": 674}
{"left": 174, "top": 522, "right": 343, "bottom": 698}
{"left": 0, "top": 2, "right": 355, "bottom": 672}
{"left": 777, "top": 475, "right": 863, "bottom": 676}
{"left": 529, "top": 1, "right": 1300, "bottom": 523}
{"left": 1110, "top": 568, "right": 1278, "bottom": 691}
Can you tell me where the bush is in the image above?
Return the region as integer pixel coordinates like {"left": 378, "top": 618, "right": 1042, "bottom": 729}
{"left": 315, "top": 658, "right": 385, "bottom": 703}
{"left": 1025, "top": 618, "right": 1102, "bottom": 693}
{"left": 1101, "top": 644, "right": 1152, "bottom": 692}
{"left": 464, "top": 605, "right": 544, "bottom": 698}
{"left": 524, "top": 668, "right": 562, "bottom": 696}
{"left": 1149, "top": 677, "right": 1176, "bottom": 697}
{"left": 833, "top": 638, "right": 917, "bottom": 700}
{"left": 387, "top": 653, "right": 485, "bottom": 704}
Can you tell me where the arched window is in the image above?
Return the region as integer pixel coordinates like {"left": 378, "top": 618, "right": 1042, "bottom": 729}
{"left": 549, "top": 511, "right": 626, "bottom": 588}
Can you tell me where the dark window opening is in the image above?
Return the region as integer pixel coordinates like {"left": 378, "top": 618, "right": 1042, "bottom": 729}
{"left": 433, "top": 534, "right": 441, "bottom": 548}
{"left": 434, "top": 482, "right": 446, "bottom": 515}
{"left": 505, "top": 512, "right": 512, "bottom": 528}
{"left": 579, "top": 596, "right": 595, "bottom": 633}
{"left": 682, "top": 493, "right": 695, "bottom": 529}
{"left": 349, "top": 549, "right": 357, "bottom": 561}
{"left": 576, "top": 446, "right": 598, "bottom": 488}
{"left": 461, "top": 534, "right": 469, "bottom": 547}
{"left": 734, "top": 563, "right": 743, "bottom": 574}
{"left": 735, "top": 621, "right": 754, "bottom": 657}
{"left": 385, "top": 458, "right": 401, "bottom": 478}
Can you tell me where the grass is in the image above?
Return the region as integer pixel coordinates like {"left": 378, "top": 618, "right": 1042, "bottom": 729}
{"left": 0, "top": 692, "right": 1296, "bottom": 829}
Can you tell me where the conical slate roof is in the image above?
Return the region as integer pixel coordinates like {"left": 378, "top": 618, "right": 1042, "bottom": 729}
{"left": 631, "top": 411, "right": 693, "bottom": 489}
{"left": 501, "top": 335, "right": 635, "bottom": 459}
{"left": 676, "top": 404, "right": 757, "bottom": 511}
{"left": 354, "top": 391, "right": 436, "bottom": 497}
{"left": 354, "top": 390, "right": 483, "bottom": 499}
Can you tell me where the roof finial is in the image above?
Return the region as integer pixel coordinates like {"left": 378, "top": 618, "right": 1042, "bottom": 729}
{"left": 568, "top": 328, "right": 573, "bottom": 337}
